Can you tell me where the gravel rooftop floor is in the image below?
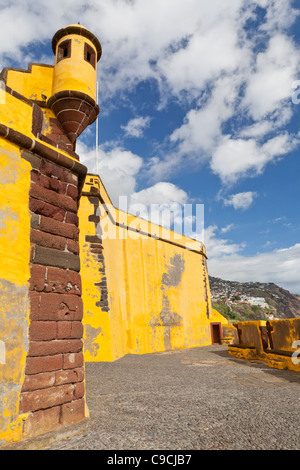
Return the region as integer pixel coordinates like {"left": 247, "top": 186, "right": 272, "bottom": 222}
{"left": 45, "top": 345, "right": 300, "bottom": 451}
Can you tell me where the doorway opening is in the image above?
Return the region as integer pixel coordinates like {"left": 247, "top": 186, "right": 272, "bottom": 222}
{"left": 210, "top": 322, "right": 222, "bottom": 345}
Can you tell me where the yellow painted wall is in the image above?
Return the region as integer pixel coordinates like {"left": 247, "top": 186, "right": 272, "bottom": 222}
{"left": 6, "top": 64, "right": 54, "bottom": 103}
{"left": 79, "top": 175, "right": 225, "bottom": 362}
{"left": 0, "top": 91, "right": 35, "bottom": 139}
{"left": 0, "top": 138, "right": 31, "bottom": 445}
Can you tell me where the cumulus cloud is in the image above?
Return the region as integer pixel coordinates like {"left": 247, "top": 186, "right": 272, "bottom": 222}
{"left": 203, "top": 225, "right": 244, "bottom": 259}
{"left": 170, "top": 75, "right": 240, "bottom": 158}
{"left": 210, "top": 133, "right": 299, "bottom": 184}
{"left": 130, "top": 181, "right": 188, "bottom": 207}
{"left": 223, "top": 191, "right": 257, "bottom": 211}
{"left": 242, "top": 34, "right": 300, "bottom": 121}
{"left": 77, "top": 141, "right": 143, "bottom": 205}
{"left": 221, "top": 224, "right": 236, "bottom": 233}
{"left": 121, "top": 116, "right": 151, "bottom": 138}
{"left": 128, "top": 182, "right": 189, "bottom": 228}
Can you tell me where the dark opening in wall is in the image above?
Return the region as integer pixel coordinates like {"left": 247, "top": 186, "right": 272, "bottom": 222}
{"left": 57, "top": 39, "right": 71, "bottom": 63}
{"left": 84, "top": 43, "right": 96, "bottom": 69}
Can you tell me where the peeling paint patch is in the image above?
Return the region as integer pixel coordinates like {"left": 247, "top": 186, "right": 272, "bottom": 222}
{"left": 162, "top": 254, "right": 185, "bottom": 287}
{"left": 149, "top": 294, "right": 183, "bottom": 350}
{"left": 149, "top": 295, "right": 183, "bottom": 328}
{"left": 84, "top": 324, "right": 103, "bottom": 357}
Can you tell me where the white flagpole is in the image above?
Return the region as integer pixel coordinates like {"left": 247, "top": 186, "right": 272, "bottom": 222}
{"left": 95, "top": 80, "right": 99, "bottom": 175}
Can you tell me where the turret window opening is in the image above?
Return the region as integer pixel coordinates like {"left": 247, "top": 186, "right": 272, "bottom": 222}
{"left": 57, "top": 39, "right": 71, "bottom": 63}
{"left": 84, "top": 43, "right": 96, "bottom": 69}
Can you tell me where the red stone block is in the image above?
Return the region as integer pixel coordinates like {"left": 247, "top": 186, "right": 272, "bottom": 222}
{"left": 60, "top": 398, "right": 86, "bottom": 425}
{"left": 39, "top": 159, "right": 63, "bottom": 179}
{"left": 61, "top": 169, "right": 78, "bottom": 185}
{"left": 56, "top": 321, "right": 83, "bottom": 339}
{"left": 45, "top": 266, "right": 81, "bottom": 295}
{"left": 30, "top": 228, "right": 67, "bottom": 251}
{"left": 29, "top": 198, "right": 66, "bottom": 221}
{"left": 30, "top": 264, "right": 46, "bottom": 291}
{"left": 32, "top": 293, "right": 83, "bottom": 321}
{"left": 67, "top": 238, "right": 80, "bottom": 255}
{"left": 29, "top": 321, "right": 57, "bottom": 341}
{"left": 63, "top": 351, "right": 84, "bottom": 370}
{"left": 74, "top": 381, "right": 85, "bottom": 399}
{"left": 22, "top": 407, "right": 61, "bottom": 438}
{"left": 65, "top": 211, "right": 79, "bottom": 226}
{"left": 21, "top": 371, "right": 56, "bottom": 392}
{"left": 66, "top": 184, "right": 78, "bottom": 199}
{"left": 28, "top": 339, "right": 83, "bottom": 357}
{"left": 29, "top": 291, "right": 41, "bottom": 315}
{"left": 45, "top": 266, "right": 69, "bottom": 293}
{"left": 39, "top": 216, "right": 79, "bottom": 240}
{"left": 55, "top": 367, "right": 84, "bottom": 386}
{"left": 30, "top": 183, "right": 77, "bottom": 213}
{"left": 20, "top": 383, "right": 75, "bottom": 413}
{"left": 25, "top": 354, "right": 63, "bottom": 375}
{"left": 67, "top": 270, "right": 82, "bottom": 295}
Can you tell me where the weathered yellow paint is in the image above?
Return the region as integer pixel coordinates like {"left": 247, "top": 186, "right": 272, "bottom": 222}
{"left": 0, "top": 91, "right": 35, "bottom": 138}
{"left": 52, "top": 30, "right": 98, "bottom": 101}
{"left": 6, "top": 64, "right": 54, "bottom": 102}
{"left": 0, "top": 139, "right": 31, "bottom": 445}
{"left": 228, "top": 319, "right": 300, "bottom": 371}
{"left": 79, "top": 175, "right": 227, "bottom": 362}
{"left": 267, "top": 318, "right": 300, "bottom": 352}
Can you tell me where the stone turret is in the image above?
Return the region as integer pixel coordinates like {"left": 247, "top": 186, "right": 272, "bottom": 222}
{"left": 47, "top": 24, "right": 102, "bottom": 147}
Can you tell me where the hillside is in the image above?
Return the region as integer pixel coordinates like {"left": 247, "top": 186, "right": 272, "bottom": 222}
{"left": 209, "top": 276, "right": 300, "bottom": 322}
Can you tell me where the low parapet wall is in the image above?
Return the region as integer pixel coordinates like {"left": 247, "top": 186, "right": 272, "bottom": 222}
{"left": 228, "top": 319, "right": 300, "bottom": 371}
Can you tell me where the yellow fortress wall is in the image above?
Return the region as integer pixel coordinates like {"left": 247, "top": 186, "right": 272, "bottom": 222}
{"left": 0, "top": 139, "right": 32, "bottom": 445}
{"left": 79, "top": 175, "right": 227, "bottom": 362}
{"left": 0, "top": 24, "right": 102, "bottom": 447}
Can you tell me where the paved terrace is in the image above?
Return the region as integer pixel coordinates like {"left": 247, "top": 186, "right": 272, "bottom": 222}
{"left": 10, "top": 345, "right": 300, "bottom": 450}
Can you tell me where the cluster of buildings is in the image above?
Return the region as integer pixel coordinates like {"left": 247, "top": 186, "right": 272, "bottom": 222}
{"left": 211, "top": 288, "right": 269, "bottom": 309}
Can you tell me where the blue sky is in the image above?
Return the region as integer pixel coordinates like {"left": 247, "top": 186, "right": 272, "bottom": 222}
{"left": 1, "top": 0, "right": 300, "bottom": 293}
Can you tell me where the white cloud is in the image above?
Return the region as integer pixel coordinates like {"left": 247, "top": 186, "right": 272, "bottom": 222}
{"left": 170, "top": 75, "right": 240, "bottom": 157}
{"left": 121, "top": 116, "right": 151, "bottom": 138}
{"left": 223, "top": 191, "right": 257, "bottom": 211}
{"left": 242, "top": 34, "right": 300, "bottom": 121}
{"left": 128, "top": 182, "right": 189, "bottom": 227}
{"left": 221, "top": 224, "right": 236, "bottom": 233}
{"left": 77, "top": 141, "right": 143, "bottom": 205}
{"left": 203, "top": 225, "right": 244, "bottom": 259}
{"left": 157, "top": 13, "right": 245, "bottom": 97}
{"left": 130, "top": 182, "right": 188, "bottom": 207}
{"left": 210, "top": 133, "right": 298, "bottom": 184}
{"left": 207, "top": 243, "right": 300, "bottom": 295}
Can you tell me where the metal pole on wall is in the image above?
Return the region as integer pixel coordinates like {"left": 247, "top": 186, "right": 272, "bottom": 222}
{"left": 95, "top": 80, "right": 99, "bottom": 175}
